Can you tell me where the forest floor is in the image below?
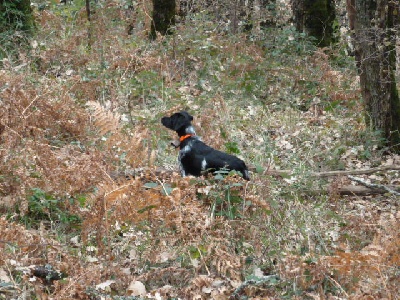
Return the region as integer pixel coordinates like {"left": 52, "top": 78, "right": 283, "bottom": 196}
{"left": 0, "top": 1, "right": 399, "bottom": 299}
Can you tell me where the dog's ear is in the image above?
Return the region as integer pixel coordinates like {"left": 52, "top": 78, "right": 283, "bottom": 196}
{"left": 179, "top": 111, "right": 193, "bottom": 121}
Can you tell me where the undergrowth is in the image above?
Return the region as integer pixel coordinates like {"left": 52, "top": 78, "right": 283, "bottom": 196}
{"left": 0, "top": 0, "right": 399, "bottom": 299}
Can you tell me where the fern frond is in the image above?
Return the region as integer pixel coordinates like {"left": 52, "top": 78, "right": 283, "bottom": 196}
{"left": 87, "top": 101, "right": 120, "bottom": 135}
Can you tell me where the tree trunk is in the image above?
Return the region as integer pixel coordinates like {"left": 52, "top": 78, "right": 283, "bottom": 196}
{"left": 354, "top": 0, "right": 400, "bottom": 151}
{"left": 150, "top": 0, "right": 176, "bottom": 40}
{"left": 291, "top": 0, "right": 336, "bottom": 47}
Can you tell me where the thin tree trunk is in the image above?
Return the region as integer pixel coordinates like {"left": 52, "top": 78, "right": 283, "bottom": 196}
{"left": 86, "top": 0, "right": 92, "bottom": 49}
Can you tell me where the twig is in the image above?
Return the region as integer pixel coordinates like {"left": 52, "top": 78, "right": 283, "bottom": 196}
{"left": 5, "top": 125, "right": 23, "bottom": 139}
{"left": 324, "top": 275, "right": 349, "bottom": 298}
{"left": 97, "top": 163, "right": 115, "bottom": 184}
{"left": 21, "top": 94, "right": 41, "bottom": 117}
{"left": 152, "top": 170, "right": 170, "bottom": 195}
{"left": 347, "top": 175, "right": 400, "bottom": 196}
{"left": 4, "top": 261, "right": 22, "bottom": 293}
{"left": 198, "top": 247, "right": 210, "bottom": 276}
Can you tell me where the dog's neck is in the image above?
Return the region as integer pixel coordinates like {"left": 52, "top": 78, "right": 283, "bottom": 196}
{"left": 179, "top": 125, "right": 196, "bottom": 142}
{"left": 171, "top": 125, "right": 197, "bottom": 148}
{"left": 175, "top": 125, "right": 196, "bottom": 148}
{"left": 185, "top": 125, "right": 196, "bottom": 135}
{"left": 177, "top": 125, "right": 196, "bottom": 137}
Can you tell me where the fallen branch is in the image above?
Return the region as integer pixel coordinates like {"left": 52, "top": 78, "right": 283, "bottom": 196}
{"left": 265, "top": 165, "right": 400, "bottom": 178}
{"left": 347, "top": 175, "right": 400, "bottom": 196}
{"left": 337, "top": 185, "right": 396, "bottom": 195}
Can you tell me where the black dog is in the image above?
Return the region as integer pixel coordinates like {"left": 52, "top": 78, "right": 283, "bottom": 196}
{"left": 161, "top": 111, "right": 250, "bottom": 180}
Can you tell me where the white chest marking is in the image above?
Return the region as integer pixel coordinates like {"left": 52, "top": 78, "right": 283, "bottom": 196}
{"left": 201, "top": 158, "right": 207, "bottom": 171}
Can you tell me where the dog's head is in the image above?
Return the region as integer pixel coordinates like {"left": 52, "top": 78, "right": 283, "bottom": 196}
{"left": 161, "top": 111, "right": 194, "bottom": 136}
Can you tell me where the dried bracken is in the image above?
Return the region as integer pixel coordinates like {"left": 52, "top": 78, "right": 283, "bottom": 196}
{"left": 0, "top": 0, "right": 399, "bottom": 299}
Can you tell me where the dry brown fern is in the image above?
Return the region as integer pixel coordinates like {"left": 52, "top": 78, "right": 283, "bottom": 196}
{"left": 275, "top": 210, "right": 400, "bottom": 298}
{"left": 86, "top": 100, "right": 155, "bottom": 169}
{"left": 87, "top": 101, "right": 120, "bottom": 135}
{"left": 82, "top": 173, "right": 209, "bottom": 249}
{"left": 0, "top": 73, "right": 107, "bottom": 209}
{"left": 209, "top": 242, "right": 243, "bottom": 281}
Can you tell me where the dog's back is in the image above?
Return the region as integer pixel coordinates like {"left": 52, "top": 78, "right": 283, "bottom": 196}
{"left": 179, "top": 136, "right": 250, "bottom": 180}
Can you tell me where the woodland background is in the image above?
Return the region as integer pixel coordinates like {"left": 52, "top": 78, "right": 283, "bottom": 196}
{"left": 0, "top": 0, "right": 399, "bottom": 299}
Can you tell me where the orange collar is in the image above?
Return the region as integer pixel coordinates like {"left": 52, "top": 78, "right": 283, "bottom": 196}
{"left": 179, "top": 134, "right": 194, "bottom": 142}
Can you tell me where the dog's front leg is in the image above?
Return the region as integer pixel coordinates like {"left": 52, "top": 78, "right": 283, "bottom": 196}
{"left": 179, "top": 164, "right": 186, "bottom": 177}
{"left": 178, "top": 150, "right": 186, "bottom": 177}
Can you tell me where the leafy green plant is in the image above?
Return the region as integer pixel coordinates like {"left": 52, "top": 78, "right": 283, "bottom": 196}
{"left": 224, "top": 141, "right": 241, "bottom": 155}
{"left": 0, "top": 0, "right": 35, "bottom": 62}
{"left": 188, "top": 244, "right": 207, "bottom": 259}
{"left": 197, "top": 171, "right": 247, "bottom": 220}
{"left": 0, "top": 0, "right": 35, "bottom": 33}
{"left": 19, "top": 188, "right": 82, "bottom": 231}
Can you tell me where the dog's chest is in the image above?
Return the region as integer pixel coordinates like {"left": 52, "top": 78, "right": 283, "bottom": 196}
{"left": 178, "top": 139, "right": 205, "bottom": 163}
{"left": 179, "top": 141, "right": 193, "bottom": 159}
{"left": 178, "top": 140, "right": 209, "bottom": 175}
